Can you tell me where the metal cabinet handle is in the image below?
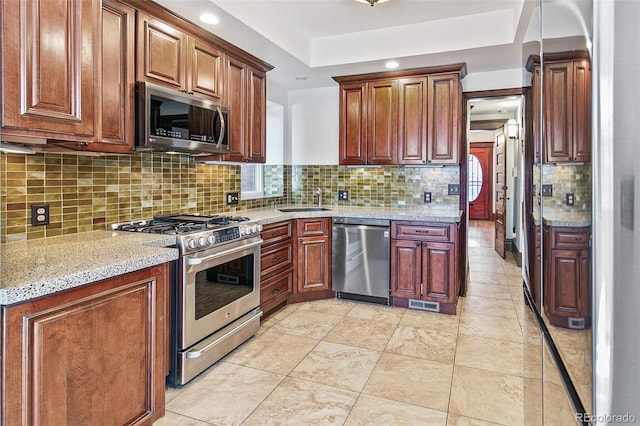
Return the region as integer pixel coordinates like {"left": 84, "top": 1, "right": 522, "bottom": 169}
{"left": 416, "top": 242, "right": 420, "bottom": 247}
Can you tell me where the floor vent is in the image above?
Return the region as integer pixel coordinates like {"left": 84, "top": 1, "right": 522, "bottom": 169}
{"left": 568, "top": 317, "right": 586, "bottom": 329}
{"left": 408, "top": 299, "right": 440, "bottom": 313}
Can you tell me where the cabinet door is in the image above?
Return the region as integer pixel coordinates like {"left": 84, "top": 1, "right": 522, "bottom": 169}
{"left": 367, "top": 80, "right": 397, "bottom": 164}
{"left": 548, "top": 248, "right": 589, "bottom": 317}
{"left": 397, "top": 77, "right": 428, "bottom": 164}
{"left": 91, "top": 0, "right": 135, "bottom": 153}
{"left": 137, "top": 12, "right": 187, "bottom": 91}
{"left": 221, "top": 55, "right": 248, "bottom": 161}
{"left": 296, "top": 236, "right": 331, "bottom": 292}
{"left": 422, "top": 241, "right": 455, "bottom": 303}
{"left": 1, "top": 265, "right": 168, "bottom": 425}
{"left": 572, "top": 60, "right": 591, "bottom": 162}
{"left": 338, "top": 82, "right": 368, "bottom": 165}
{"left": 390, "top": 239, "right": 421, "bottom": 299}
{"left": 544, "top": 61, "right": 573, "bottom": 163}
{"left": 532, "top": 65, "right": 542, "bottom": 162}
{"left": 246, "top": 67, "right": 267, "bottom": 162}
{"left": 427, "top": 74, "right": 460, "bottom": 164}
{"left": 187, "top": 37, "right": 224, "bottom": 100}
{"left": 1, "top": 0, "right": 98, "bottom": 140}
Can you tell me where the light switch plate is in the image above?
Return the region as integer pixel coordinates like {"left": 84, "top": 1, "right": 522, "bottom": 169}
{"left": 226, "top": 192, "right": 239, "bottom": 205}
{"left": 541, "top": 184, "right": 553, "bottom": 197}
{"left": 566, "top": 193, "right": 575, "bottom": 206}
{"left": 338, "top": 190, "right": 349, "bottom": 201}
{"left": 448, "top": 184, "right": 460, "bottom": 196}
{"left": 423, "top": 192, "right": 432, "bottom": 203}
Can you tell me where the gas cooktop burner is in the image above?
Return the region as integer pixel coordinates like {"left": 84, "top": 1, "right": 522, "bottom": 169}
{"left": 112, "top": 214, "right": 251, "bottom": 235}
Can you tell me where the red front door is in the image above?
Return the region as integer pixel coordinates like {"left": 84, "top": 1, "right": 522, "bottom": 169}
{"left": 468, "top": 143, "right": 493, "bottom": 220}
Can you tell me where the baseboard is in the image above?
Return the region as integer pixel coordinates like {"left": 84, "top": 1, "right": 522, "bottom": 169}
{"left": 505, "top": 238, "right": 514, "bottom": 252}
{"left": 513, "top": 243, "right": 523, "bottom": 267}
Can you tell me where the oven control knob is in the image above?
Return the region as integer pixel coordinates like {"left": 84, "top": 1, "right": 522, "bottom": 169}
{"left": 187, "top": 239, "right": 197, "bottom": 249}
{"left": 198, "top": 236, "right": 207, "bottom": 247}
{"left": 207, "top": 235, "right": 215, "bottom": 245}
{"left": 257, "top": 224, "right": 263, "bottom": 233}
{"left": 251, "top": 225, "right": 258, "bottom": 234}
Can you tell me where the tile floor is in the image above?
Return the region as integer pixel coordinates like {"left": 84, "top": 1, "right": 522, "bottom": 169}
{"left": 155, "top": 221, "right": 533, "bottom": 425}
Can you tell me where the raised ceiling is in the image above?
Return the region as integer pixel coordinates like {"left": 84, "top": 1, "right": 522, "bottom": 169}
{"left": 154, "top": 0, "right": 541, "bottom": 91}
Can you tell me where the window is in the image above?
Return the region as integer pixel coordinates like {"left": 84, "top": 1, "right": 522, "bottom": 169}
{"left": 241, "top": 163, "right": 264, "bottom": 200}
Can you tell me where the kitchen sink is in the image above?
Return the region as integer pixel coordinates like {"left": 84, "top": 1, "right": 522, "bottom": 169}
{"left": 278, "top": 207, "right": 332, "bottom": 212}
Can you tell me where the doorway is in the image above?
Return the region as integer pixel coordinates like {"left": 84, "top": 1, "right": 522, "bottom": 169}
{"left": 468, "top": 142, "right": 493, "bottom": 220}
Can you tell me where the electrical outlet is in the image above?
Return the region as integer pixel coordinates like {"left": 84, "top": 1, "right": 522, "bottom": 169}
{"left": 541, "top": 184, "right": 553, "bottom": 197}
{"left": 31, "top": 203, "right": 49, "bottom": 226}
{"left": 448, "top": 184, "right": 460, "bottom": 196}
{"left": 423, "top": 192, "right": 432, "bottom": 203}
{"left": 226, "top": 192, "right": 239, "bottom": 205}
{"left": 338, "top": 190, "right": 349, "bottom": 201}
{"left": 566, "top": 193, "right": 575, "bottom": 206}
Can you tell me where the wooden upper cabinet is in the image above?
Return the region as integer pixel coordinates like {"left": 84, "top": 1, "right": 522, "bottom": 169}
{"left": 247, "top": 67, "right": 267, "bottom": 162}
{"left": 541, "top": 56, "right": 591, "bottom": 163}
{"left": 136, "top": 12, "right": 224, "bottom": 101}
{"left": 334, "top": 65, "right": 464, "bottom": 166}
{"left": 427, "top": 74, "right": 460, "bottom": 164}
{"left": 137, "top": 12, "right": 187, "bottom": 91}
{"left": 1, "top": 0, "right": 99, "bottom": 142}
{"left": 338, "top": 82, "right": 368, "bottom": 165}
{"left": 397, "top": 77, "right": 428, "bottom": 164}
{"left": 367, "top": 79, "right": 398, "bottom": 165}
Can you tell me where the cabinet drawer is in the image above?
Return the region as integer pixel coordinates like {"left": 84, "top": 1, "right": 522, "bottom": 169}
{"left": 261, "top": 221, "right": 293, "bottom": 246}
{"left": 391, "top": 221, "right": 453, "bottom": 242}
{"left": 261, "top": 268, "right": 293, "bottom": 304}
{"left": 552, "top": 228, "right": 590, "bottom": 249}
{"left": 260, "top": 240, "right": 293, "bottom": 278}
{"left": 297, "top": 218, "right": 330, "bottom": 237}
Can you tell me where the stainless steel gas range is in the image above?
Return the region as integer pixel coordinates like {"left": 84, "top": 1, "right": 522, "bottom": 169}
{"left": 113, "top": 214, "right": 263, "bottom": 386}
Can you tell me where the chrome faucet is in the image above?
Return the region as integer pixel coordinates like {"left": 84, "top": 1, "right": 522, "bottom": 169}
{"left": 313, "top": 187, "right": 322, "bottom": 207}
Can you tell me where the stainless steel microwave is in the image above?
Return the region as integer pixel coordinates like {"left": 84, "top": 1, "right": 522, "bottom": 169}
{"left": 135, "top": 82, "right": 230, "bottom": 155}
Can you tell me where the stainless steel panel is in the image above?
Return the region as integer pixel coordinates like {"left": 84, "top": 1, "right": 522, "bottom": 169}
{"left": 332, "top": 220, "right": 390, "bottom": 300}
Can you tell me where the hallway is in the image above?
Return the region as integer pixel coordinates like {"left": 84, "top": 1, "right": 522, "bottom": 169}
{"left": 156, "top": 220, "right": 533, "bottom": 425}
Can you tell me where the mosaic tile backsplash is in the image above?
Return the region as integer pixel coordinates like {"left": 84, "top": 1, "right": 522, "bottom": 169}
{"left": 534, "top": 163, "right": 592, "bottom": 211}
{"left": 1, "top": 153, "right": 459, "bottom": 242}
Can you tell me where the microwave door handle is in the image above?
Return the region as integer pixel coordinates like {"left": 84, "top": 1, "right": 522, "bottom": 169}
{"left": 215, "top": 106, "right": 225, "bottom": 147}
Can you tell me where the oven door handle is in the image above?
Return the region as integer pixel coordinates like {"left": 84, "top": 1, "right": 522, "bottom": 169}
{"left": 185, "top": 309, "right": 263, "bottom": 359}
{"left": 186, "top": 239, "right": 262, "bottom": 266}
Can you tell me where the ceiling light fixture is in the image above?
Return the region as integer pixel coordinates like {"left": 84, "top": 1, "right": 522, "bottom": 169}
{"left": 385, "top": 61, "right": 399, "bottom": 69}
{"left": 354, "top": 0, "right": 390, "bottom": 7}
{"left": 199, "top": 13, "right": 220, "bottom": 25}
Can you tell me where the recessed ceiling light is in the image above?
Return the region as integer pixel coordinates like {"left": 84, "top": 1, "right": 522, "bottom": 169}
{"left": 385, "top": 61, "right": 399, "bottom": 69}
{"left": 354, "top": 0, "right": 390, "bottom": 6}
{"left": 199, "top": 13, "right": 220, "bottom": 25}
{"left": 295, "top": 76, "right": 309, "bottom": 80}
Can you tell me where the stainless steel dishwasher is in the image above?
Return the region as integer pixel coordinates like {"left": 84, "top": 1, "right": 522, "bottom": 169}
{"left": 332, "top": 217, "right": 391, "bottom": 305}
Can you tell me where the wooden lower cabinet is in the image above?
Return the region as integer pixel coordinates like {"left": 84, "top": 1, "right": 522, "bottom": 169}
{"left": 1, "top": 264, "right": 169, "bottom": 426}
{"left": 543, "top": 225, "right": 591, "bottom": 328}
{"left": 288, "top": 218, "right": 333, "bottom": 303}
{"left": 260, "top": 221, "right": 293, "bottom": 317}
{"left": 390, "top": 221, "right": 459, "bottom": 314}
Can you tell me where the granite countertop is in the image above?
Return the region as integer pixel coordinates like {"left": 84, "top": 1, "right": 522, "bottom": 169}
{"left": 243, "top": 205, "right": 463, "bottom": 225}
{"left": 1, "top": 231, "right": 179, "bottom": 305}
{"left": 532, "top": 209, "right": 592, "bottom": 227}
{"left": 0, "top": 205, "right": 461, "bottom": 306}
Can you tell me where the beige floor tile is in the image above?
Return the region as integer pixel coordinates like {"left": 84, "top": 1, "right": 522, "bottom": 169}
{"left": 502, "top": 262, "right": 522, "bottom": 275}
{"left": 461, "top": 295, "right": 518, "bottom": 319}
{"left": 290, "top": 341, "right": 381, "bottom": 392}
{"left": 469, "top": 263, "right": 506, "bottom": 274}
{"left": 223, "top": 329, "right": 318, "bottom": 374}
{"left": 523, "top": 378, "right": 543, "bottom": 426}
{"left": 362, "top": 352, "right": 453, "bottom": 412}
{"left": 467, "top": 271, "right": 509, "bottom": 286}
{"left": 324, "top": 316, "right": 397, "bottom": 351}
{"left": 153, "top": 411, "right": 211, "bottom": 426}
{"left": 164, "top": 385, "right": 185, "bottom": 404}
{"left": 446, "top": 413, "right": 504, "bottom": 425}
{"left": 459, "top": 312, "right": 523, "bottom": 343}
{"left": 454, "top": 334, "right": 523, "bottom": 376}
{"left": 385, "top": 324, "right": 457, "bottom": 364}
{"left": 344, "top": 394, "right": 447, "bottom": 426}
{"left": 509, "top": 285, "right": 525, "bottom": 301}
{"left": 345, "top": 302, "right": 405, "bottom": 324}
{"left": 543, "top": 380, "right": 579, "bottom": 426}
{"left": 242, "top": 377, "right": 358, "bottom": 425}
{"left": 165, "top": 362, "right": 283, "bottom": 425}
{"left": 296, "top": 297, "right": 357, "bottom": 316}
{"left": 468, "top": 247, "right": 501, "bottom": 257}
{"left": 271, "top": 309, "right": 343, "bottom": 339}
{"left": 465, "top": 283, "right": 512, "bottom": 300}
{"left": 468, "top": 255, "right": 504, "bottom": 266}
{"left": 399, "top": 307, "right": 460, "bottom": 333}
{"left": 505, "top": 272, "right": 524, "bottom": 287}
{"left": 449, "top": 366, "right": 524, "bottom": 425}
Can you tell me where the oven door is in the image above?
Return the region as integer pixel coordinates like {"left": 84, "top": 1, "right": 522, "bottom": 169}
{"left": 180, "top": 238, "right": 261, "bottom": 350}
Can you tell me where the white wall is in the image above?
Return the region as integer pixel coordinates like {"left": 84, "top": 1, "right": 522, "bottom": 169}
{"left": 288, "top": 87, "right": 339, "bottom": 165}
{"left": 462, "top": 68, "right": 529, "bottom": 92}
